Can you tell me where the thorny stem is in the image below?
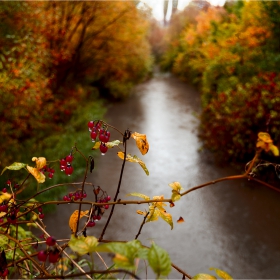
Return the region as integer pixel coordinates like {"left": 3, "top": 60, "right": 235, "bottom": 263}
{"left": 99, "top": 134, "right": 128, "bottom": 241}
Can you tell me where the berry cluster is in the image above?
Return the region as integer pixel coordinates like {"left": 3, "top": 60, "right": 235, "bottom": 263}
{"left": 37, "top": 236, "right": 60, "bottom": 263}
{"left": 40, "top": 165, "right": 55, "bottom": 179}
{"left": 62, "top": 190, "right": 87, "bottom": 202}
{"left": 4, "top": 179, "right": 20, "bottom": 192}
{"left": 38, "top": 206, "right": 45, "bottom": 220}
{"left": 60, "top": 154, "right": 74, "bottom": 176}
{"left": 87, "top": 121, "right": 111, "bottom": 155}
{"left": 86, "top": 194, "right": 111, "bottom": 228}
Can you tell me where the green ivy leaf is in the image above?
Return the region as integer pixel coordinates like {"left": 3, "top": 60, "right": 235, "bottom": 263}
{"left": 148, "top": 243, "right": 171, "bottom": 278}
{"left": 192, "top": 273, "right": 217, "bottom": 279}
{"left": 209, "top": 267, "right": 233, "bottom": 279}
{"left": 127, "top": 192, "right": 150, "bottom": 201}
{"left": 1, "top": 162, "right": 27, "bottom": 175}
{"left": 69, "top": 235, "right": 98, "bottom": 256}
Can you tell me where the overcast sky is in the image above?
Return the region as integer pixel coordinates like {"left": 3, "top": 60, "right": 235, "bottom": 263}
{"left": 141, "top": 0, "right": 226, "bottom": 21}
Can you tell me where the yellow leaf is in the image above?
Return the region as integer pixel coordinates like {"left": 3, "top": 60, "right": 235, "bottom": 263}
{"left": 26, "top": 166, "right": 45, "bottom": 183}
{"left": 159, "top": 210, "right": 173, "bottom": 229}
{"left": 117, "top": 152, "right": 149, "bottom": 175}
{"left": 92, "top": 142, "right": 101, "bottom": 150}
{"left": 131, "top": 132, "right": 149, "bottom": 155}
{"left": 0, "top": 192, "right": 12, "bottom": 204}
{"left": 69, "top": 210, "right": 89, "bottom": 233}
{"left": 257, "top": 132, "right": 273, "bottom": 143}
{"left": 256, "top": 132, "right": 279, "bottom": 155}
{"left": 32, "top": 157, "right": 47, "bottom": 169}
{"left": 168, "top": 182, "right": 183, "bottom": 192}
{"left": 136, "top": 210, "right": 147, "bottom": 216}
{"left": 270, "top": 144, "right": 279, "bottom": 156}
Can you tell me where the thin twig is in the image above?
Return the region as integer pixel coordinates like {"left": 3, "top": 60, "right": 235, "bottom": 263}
{"left": 135, "top": 211, "right": 149, "bottom": 239}
{"left": 99, "top": 136, "right": 127, "bottom": 241}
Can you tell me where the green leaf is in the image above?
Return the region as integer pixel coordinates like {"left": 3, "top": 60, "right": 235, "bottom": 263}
{"left": 106, "top": 140, "right": 122, "bottom": 148}
{"left": 1, "top": 162, "right": 27, "bottom": 175}
{"left": 209, "top": 267, "right": 233, "bottom": 279}
{"left": 192, "top": 273, "right": 217, "bottom": 279}
{"left": 127, "top": 192, "right": 150, "bottom": 201}
{"left": 96, "top": 240, "right": 145, "bottom": 270}
{"left": 148, "top": 243, "right": 171, "bottom": 277}
{"left": 69, "top": 235, "right": 98, "bottom": 256}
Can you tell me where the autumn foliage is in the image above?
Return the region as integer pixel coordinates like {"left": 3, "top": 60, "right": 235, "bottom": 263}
{"left": 0, "top": 1, "right": 152, "bottom": 167}
{"left": 160, "top": 1, "right": 280, "bottom": 162}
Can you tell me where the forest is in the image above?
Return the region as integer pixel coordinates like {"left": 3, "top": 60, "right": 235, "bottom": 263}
{"left": 1, "top": 1, "right": 280, "bottom": 279}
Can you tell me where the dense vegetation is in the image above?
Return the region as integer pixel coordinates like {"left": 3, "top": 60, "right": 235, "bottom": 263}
{"left": 160, "top": 1, "right": 280, "bottom": 163}
{"left": 0, "top": 1, "right": 153, "bottom": 170}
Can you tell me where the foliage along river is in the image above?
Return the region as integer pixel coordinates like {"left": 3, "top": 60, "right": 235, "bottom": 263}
{"left": 45, "top": 71, "right": 280, "bottom": 279}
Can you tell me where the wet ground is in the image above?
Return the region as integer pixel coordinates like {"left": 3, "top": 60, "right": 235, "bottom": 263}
{"left": 45, "top": 71, "right": 280, "bottom": 279}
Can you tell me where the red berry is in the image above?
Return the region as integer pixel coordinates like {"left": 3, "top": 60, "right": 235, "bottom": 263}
{"left": 48, "top": 172, "right": 54, "bottom": 179}
{"left": 37, "top": 250, "right": 48, "bottom": 262}
{"left": 86, "top": 221, "right": 95, "bottom": 227}
{"left": 88, "top": 121, "right": 95, "bottom": 130}
{"left": 96, "top": 215, "right": 101, "bottom": 221}
{"left": 6, "top": 180, "right": 11, "bottom": 186}
{"left": 60, "top": 159, "right": 67, "bottom": 171}
{"left": 100, "top": 143, "right": 108, "bottom": 154}
{"left": 66, "top": 154, "right": 74, "bottom": 163}
{"left": 104, "top": 204, "right": 109, "bottom": 209}
{"left": 1, "top": 268, "right": 9, "bottom": 277}
{"left": 46, "top": 236, "right": 56, "bottom": 246}
{"left": 63, "top": 195, "right": 69, "bottom": 201}
{"left": 0, "top": 204, "right": 8, "bottom": 212}
{"left": 38, "top": 207, "right": 43, "bottom": 213}
{"left": 2, "top": 188, "right": 7, "bottom": 193}
{"left": 91, "top": 129, "right": 97, "bottom": 141}
{"left": 49, "top": 249, "right": 60, "bottom": 263}
{"left": 106, "top": 196, "right": 111, "bottom": 201}
{"left": 39, "top": 213, "right": 45, "bottom": 219}
{"left": 65, "top": 164, "right": 74, "bottom": 176}
{"left": 83, "top": 192, "right": 87, "bottom": 198}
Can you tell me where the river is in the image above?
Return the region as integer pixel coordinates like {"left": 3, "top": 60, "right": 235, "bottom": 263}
{"left": 45, "top": 71, "right": 280, "bottom": 279}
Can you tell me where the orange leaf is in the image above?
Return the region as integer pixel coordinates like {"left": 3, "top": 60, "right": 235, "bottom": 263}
{"left": 131, "top": 132, "right": 149, "bottom": 155}
{"left": 26, "top": 166, "right": 45, "bottom": 183}
{"left": 177, "top": 217, "right": 184, "bottom": 223}
{"left": 69, "top": 210, "right": 89, "bottom": 233}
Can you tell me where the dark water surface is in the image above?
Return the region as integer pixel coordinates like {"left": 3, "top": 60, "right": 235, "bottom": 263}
{"left": 45, "top": 72, "right": 280, "bottom": 279}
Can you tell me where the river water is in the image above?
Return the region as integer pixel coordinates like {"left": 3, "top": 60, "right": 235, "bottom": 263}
{"left": 45, "top": 72, "right": 280, "bottom": 279}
